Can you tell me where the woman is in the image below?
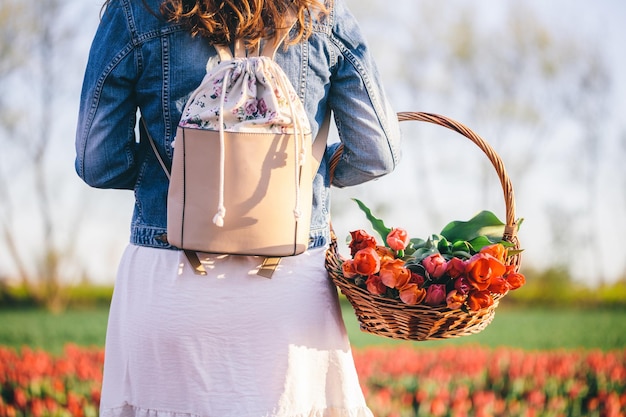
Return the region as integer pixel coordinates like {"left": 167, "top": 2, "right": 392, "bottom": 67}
{"left": 75, "top": 0, "right": 401, "bottom": 416}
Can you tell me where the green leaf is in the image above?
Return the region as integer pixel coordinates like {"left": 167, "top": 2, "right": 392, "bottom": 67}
{"left": 411, "top": 247, "right": 439, "bottom": 262}
{"left": 428, "top": 234, "right": 442, "bottom": 246}
{"left": 452, "top": 240, "right": 472, "bottom": 253}
{"left": 468, "top": 235, "right": 498, "bottom": 252}
{"left": 403, "top": 243, "right": 416, "bottom": 257}
{"left": 451, "top": 250, "right": 472, "bottom": 260}
{"left": 352, "top": 198, "right": 391, "bottom": 244}
{"left": 440, "top": 210, "right": 506, "bottom": 243}
{"left": 409, "top": 237, "right": 427, "bottom": 248}
{"left": 437, "top": 236, "right": 451, "bottom": 254}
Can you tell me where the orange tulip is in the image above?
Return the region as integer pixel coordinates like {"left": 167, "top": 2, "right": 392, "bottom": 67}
{"left": 467, "top": 290, "right": 494, "bottom": 311}
{"left": 465, "top": 253, "right": 506, "bottom": 291}
{"left": 399, "top": 283, "right": 427, "bottom": 305}
{"left": 353, "top": 247, "right": 381, "bottom": 276}
{"left": 386, "top": 227, "right": 410, "bottom": 251}
{"left": 365, "top": 274, "right": 387, "bottom": 296}
{"left": 341, "top": 259, "right": 358, "bottom": 278}
{"left": 375, "top": 245, "right": 396, "bottom": 263}
{"left": 446, "top": 289, "right": 467, "bottom": 310}
{"left": 480, "top": 243, "right": 507, "bottom": 263}
{"left": 379, "top": 258, "right": 410, "bottom": 288}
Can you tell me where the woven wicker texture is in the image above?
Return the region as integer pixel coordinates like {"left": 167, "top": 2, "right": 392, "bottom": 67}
{"left": 325, "top": 112, "right": 522, "bottom": 341}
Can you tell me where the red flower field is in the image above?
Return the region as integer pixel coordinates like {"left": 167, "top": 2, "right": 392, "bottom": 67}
{"left": 353, "top": 346, "right": 626, "bottom": 417}
{"left": 1, "top": 344, "right": 624, "bottom": 416}
{"left": 0, "top": 345, "right": 103, "bottom": 417}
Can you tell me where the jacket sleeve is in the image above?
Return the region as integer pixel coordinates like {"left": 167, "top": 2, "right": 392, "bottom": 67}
{"left": 74, "top": 2, "right": 145, "bottom": 190}
{"left": 326, "top": 0, "right": 402, "bottom": 188}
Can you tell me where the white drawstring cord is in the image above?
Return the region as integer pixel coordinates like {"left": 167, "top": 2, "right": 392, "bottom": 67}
{"left": 276, "top": 71, "right": 306, "bottom": 221}
{"left": 212, "top": 68, "right": 232, "bottom": 227}
{"left": 212, "top": 59, "right": 307, "bottom": 227}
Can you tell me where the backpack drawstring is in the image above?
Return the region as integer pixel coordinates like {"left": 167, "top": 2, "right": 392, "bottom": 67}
{"left": 212, "top": 60, "right": 306, "bottom": 228}
{"left": 212, "top": 68, "right": 232, "bottom": 227}
{"left": 276, "top": 71, "right": 306, "bottom": 221}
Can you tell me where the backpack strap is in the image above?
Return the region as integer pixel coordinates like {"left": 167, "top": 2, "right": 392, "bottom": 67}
{"left": 214, "top": 44, "right": 233, "bottom": 61}
{"left": 214, "top": 39, "right": 247, "bottom": 61}
{"left": 260, "top": 9, "right": 298, "bottom": 59}
{"left": 214, "top": 9, "right": 296, "bottom": 60}
{"left": 312, "top": 108, "right": 331, "bottom": 176}
{"left": 142, "top": 118, "right": 171, "bottom": 181}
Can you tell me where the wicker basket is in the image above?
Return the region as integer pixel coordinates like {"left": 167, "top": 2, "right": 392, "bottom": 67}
{"left": 325, "top": 112, "right": 522, "bottom": 341}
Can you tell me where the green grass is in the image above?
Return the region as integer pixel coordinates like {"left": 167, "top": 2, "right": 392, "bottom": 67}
{"left": 342, "top": 302, "right": 626, "bottom": 350}
{"left": 1, "top": 303, "right": 625, "bottom": 354}
{"left": 0, "top": 307, "right": 109, "bottom": 355}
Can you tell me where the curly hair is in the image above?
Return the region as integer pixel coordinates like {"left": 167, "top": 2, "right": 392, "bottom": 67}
{"left": 101, "top": 1, "right": 326, "bottom": 49}
{"left": 99, "top": 0, "right": 325, "bottom": 51}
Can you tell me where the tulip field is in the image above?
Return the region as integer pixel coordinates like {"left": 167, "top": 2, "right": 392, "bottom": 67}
{"left": 1, "top": 343, "right": 625, "bottom": 416}
{"left": 0, "top": 345, "right": 102, "bottom": 417}
{"left": 1, "top": 304, "right": 626, "bottom": 416}
{"left": 353, "top": 346, "right": 626, "bottom": 417}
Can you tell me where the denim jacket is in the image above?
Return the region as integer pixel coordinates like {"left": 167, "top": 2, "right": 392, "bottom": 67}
{"left": 75, "top": 0, "right": 402, "bottom": 251}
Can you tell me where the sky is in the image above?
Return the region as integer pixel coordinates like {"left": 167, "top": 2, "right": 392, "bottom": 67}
{"left": 336, "top": 0, "right": 626, "bottom": 284}
{"left": 1, "top": 0, "right": 625, "bottom": 285}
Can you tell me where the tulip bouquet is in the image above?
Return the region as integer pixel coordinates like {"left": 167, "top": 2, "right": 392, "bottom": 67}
{"left": 340, "top": 199, "right": 525, "bottom": 312}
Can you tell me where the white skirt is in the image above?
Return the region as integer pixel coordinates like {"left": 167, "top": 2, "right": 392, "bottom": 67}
{"left": 100, "top": 245, "right": 373, "bottom": 417}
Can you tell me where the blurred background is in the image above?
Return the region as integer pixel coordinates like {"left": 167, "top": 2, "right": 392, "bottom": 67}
{"left": 0, "top": 0, "right": 625, "bottom": 309}
{"left": 1, "top": 2, "right": 625, "bottom": 416}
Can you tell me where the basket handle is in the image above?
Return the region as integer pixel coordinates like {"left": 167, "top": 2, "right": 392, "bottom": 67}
{"left": 329, "top": 111, "right": 519, "bottom": 246}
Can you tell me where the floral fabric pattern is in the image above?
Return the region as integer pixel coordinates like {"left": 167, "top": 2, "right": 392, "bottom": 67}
{"left": 179, "top": 57, "right": 310, "bottom": 135}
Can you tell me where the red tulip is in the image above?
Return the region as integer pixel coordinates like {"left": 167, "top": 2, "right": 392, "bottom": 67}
{"left": 488, "top": 276, "right": 510, "bottom": 295}
{"left": 386, "top": 227, "right": 410, "bottom": 251}
{"left": 349, "top": 229, "right": 377, "bottom": 256}
{"left": 454, "top": 276, "right": 472, "bottom": 295}
{"left": 446, "top": 257, "right": 467, "bottom": 279}
{"left": 506, "top": 272, "right": 526, "bottom": 290}
{"left": 424, "top": 284, "right": 447, "bottom": 306}
{"left": 365, "top": 274, "right": 387, "bottom": 295}
{"left": 423, "top": 253, "right": 448, "bottom": 278}
{"left": 466, "top": 290, "right": 494, "bottom": 311}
